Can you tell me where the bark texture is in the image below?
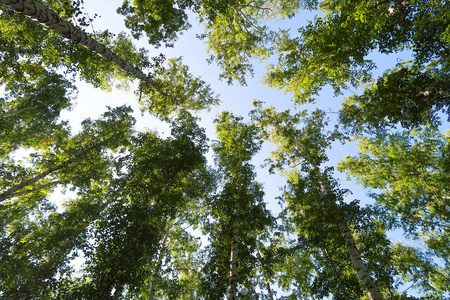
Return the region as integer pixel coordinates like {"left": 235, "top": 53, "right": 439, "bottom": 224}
{"left": 313, "top": 166, "right": 383, "bottom": 300}
{"left": 337, "top": 218, "right": 383, "bottom": 300}
{"left": 0, "top": 0, "right": 164, "bottom": 94}
{"left": 0, "top": 140, "right": 106, "bottom": 202}
{"left": 227, "top": 201, "right": 239, "bottom": 300}
{"left": 147, "top": 221, "right": 171, "bottom": 300}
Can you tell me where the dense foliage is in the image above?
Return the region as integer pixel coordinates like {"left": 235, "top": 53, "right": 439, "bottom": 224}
{"left": 0, "top": 0, "right": 448, "bottom": 299}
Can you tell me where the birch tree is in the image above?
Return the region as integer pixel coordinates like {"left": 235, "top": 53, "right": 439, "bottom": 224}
{"left": 0, "top": 106, "right": 135, "bottom": 298}
{"left": 0, "top": 0, "right": 219, "bottom": 118}
{"left": 252, "top": 103, "right": 390, "bottom": 299}
{"left": 116, "top": 0, "right": 303, "bottom": 84}
{"left": 0, "top": 182, "right": 115, "bottom": 298}
{"left": 0, "top": 105, "right": 135, "bottom": 203}
{"left": 0, "top": 0, "right": 158, "bottom": 87}
{"left": 201, "top": 112, "right": 273, "bottom": 299}
{"left": 56, "top": 112, "right": 212, "bottom": 299}
{"left": 338, "top": 126, "right": 450, "bottom": 293}
{"left": 0, "top": 66, "right": 74, "bottom": 156}
{"left": 265, "top": 0, "right": 449, "bottom": 128}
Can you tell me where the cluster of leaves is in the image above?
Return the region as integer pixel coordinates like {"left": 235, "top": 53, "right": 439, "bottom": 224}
{"left": 0, "top": 100, "right": 216, "bottom": 298}
{"left": 0, "top": 0, "right": 449, "bottom": 298}
{"left": 201, "top": 112, "right": 274, "bottom": 299}
{"left": 0, "top": 0, "right": 218, "bottom": 117}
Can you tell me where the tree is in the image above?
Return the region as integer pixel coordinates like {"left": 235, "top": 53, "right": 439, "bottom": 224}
{"left": 338, "top": 126, "right": 450, "bottom": 286}
{"left": 141, "top": 217, "right": 205, "bottom": 300}
{"left": 51, "top": 112, "right": 213, "bottom": 299}
{"left": 197, "top": 0, "right": 299, "bottom": 85}
{"left": 1, "top": 0, "right": 158, "bottom": 87}
{"left": 116, "top": 0, "right": 302, "bottom": 84}
{"left": 1, "top": 1, "right": 449, "bottom": 298}
{"left": 0, "top": 0, "right": 219, "bottom": 118}
{"left": 0, "top": 2, "right": 147, "bottom": 90}
{"left": 1, "top": 111, "right": 213, "bottom": 299}
{"left": 265, "top": 0, "right": 449, "bottom": 128}
{"left": 339, "top": 63, "right": 450, "bottom": 134}
{"left": 117, "top": 0, "right": 195, "bottom": 48}
{"left": 391, "top": 242, "right": 450, "bottom": 297}
{"left": 0, "top": 105, "right": 135, "bottom": 203}
{"left": 0, "top": 106, "right": 136, "bottom": 298}
{"left": 138, "top": 58, "right": 219, "bottom": 120}
{"left": 135, "top": 113, "right": 216, "bottom": 300}
{"left": 0, "top": 65, "right": 74, "bottom": 156}
{"left": 0, "top": 183, "right": 113, "bottom": 298}
{"left": 252, "top": 103, "right": 389, "bottom": 299}
{"left": 201, "top": 112, "right": 274, "bottom": 299}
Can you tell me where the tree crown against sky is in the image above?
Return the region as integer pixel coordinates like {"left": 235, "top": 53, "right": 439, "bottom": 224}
{"left": 0, "top": 0, "right": 449, "bottom": 299}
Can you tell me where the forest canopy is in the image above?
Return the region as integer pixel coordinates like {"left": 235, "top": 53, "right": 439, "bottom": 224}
{"left": 0, "top": 0, "right": 449, "bottom": 299}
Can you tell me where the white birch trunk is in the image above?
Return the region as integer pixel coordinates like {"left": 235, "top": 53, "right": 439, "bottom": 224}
{"left": 147, "top": 220, "right": 172, "bottom": 300}
{"left": 256, "top": 246, "right": 274, "bottom": 300}
{"left": 0, "top": 0, "right": 164, "bottom": 94}
{"left": 0, "top": 140, "right": 103, "bottom": 202}
{"left": 313, "top": 166, "right": 383, "bottom": 300}
{"left": 227, "top": 201, "right": 239, "bottom": 300}
{"left": 337, "top": 218, "right": 383, "bottom": 300}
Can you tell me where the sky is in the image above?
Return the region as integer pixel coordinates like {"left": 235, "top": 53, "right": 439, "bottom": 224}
{"left": 48, "top": 0, "right": 449, "bottom": 296}
{"left": 62, "top": 0, "right": 431, "bottom": 224}
{"left": 63, "top": 0, "right": 367, "bottom": 216}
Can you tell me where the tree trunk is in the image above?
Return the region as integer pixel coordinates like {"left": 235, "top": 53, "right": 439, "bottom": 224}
{"left": 313, "top": 166, "right": 383, "bottom": 300}
{"left": 147, "top": 220, "right": 172, "bottom": 300}
{"left": 336, "top": 218, "right": 383, "bottom": 300}
{"left": 0, "top": 106, "right": 34, "bottom": 118}
{"left": 0, "top": 0, "right": 164, "bottom": 94}
{"left": 227, "top": 201, "right": 239, "bottom": 300}
{"left": 256, "top": 245, "right": 274, "bottom": 300}
{"left": 0, "top": 139, "right": 107, "bottom": 202}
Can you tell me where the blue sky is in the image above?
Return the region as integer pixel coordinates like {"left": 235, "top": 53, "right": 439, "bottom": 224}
{"left": 67, "top": 0, "right": 366, "bottom": 213}
{"left": 53, "top": 1, "right": 448, "bottom": 297}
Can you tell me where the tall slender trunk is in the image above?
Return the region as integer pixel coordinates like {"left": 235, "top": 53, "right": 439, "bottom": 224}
{"left": 256, "top": 245, "right": 274, "bottom": 300}
{"left": 0, "top": 0, "right": 164, "bottom": 94}
{"left": 336, "top": 218, "right": 382, "bottom": 300}
{"left": 16, "top": 199, "right": 111, "bottom": 297}
{"left": 227, "top": 200, "right": 239, "bottom": 300}
{"left": 0, "top": 137, "right": 110, "bottom": 202}
{"left": 312, "top": 165, "right": 383, "bottom": 300}
{"left": 321, "top": 243, "right": 350, "bottom": 300}
{"left": 147, "top": 220, "right": 172, "bottom": 300}
{"left": 0, "top": 106, "right": 34, "bottom": 118}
